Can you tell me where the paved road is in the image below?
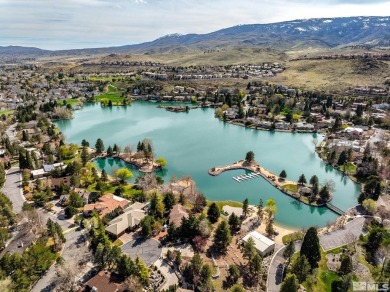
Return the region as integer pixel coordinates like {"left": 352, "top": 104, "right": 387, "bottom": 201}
{"left": 267, "top": 217, "right": 366, "bottom": 291}
{"left": 267, "top": 241, "right": 302, "bottom": 292}
{"left": 154, "top": 258, "right": 179, "bottom": 290}
{"left": 31, "top": 226, "right": 88, "bottom": 292}
{"left": 319, "top": 217, "right": 366, "bottom": 251}
{"left": 2, "top": 166, "right": 24, "bottom": 213}
{"left": 6, "top": 123, "right": 18, "bottom": 143}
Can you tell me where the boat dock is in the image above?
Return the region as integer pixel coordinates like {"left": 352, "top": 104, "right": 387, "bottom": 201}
{"left": 232, "top": 172, "right": 261, "bottom": 183}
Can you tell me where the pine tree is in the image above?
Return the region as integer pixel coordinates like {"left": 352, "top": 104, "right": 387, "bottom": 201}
{"left": 242, "top": 198, "right": 249, "bottom": 218}
{"left": 228, "top": 213, "right": 241, "bottom": 234}
{"left": 338, "top": 254, "right": 353, "bottom": 276}
{"left": 107, "top": 145, "right": 113, "bottom": 156}
{"left": 300, "top": 227, "right": 321, "bottom": 270}
{"left": 280, "top": 274, "right": 299, "bottom": 292}
{"left": 298, "top": 174, "right": 307, "bottom": 185}
{"left": 95, "top": 138, "right": 104, "bottom": 154}
{"left": 81, "top": 146, "right": 89, "bottom": 166}
{"left": 213, "top": 221, "right": 231, "bottom": 253}
{"left": 291, "top": 255, "right": 310, "bottom": 283}
{"left": 207, "top": 202, "right": 220, "bottom": 223}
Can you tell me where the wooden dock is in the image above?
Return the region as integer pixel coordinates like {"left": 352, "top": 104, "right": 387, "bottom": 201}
{"left": 232, "top": 172, "right": 261, "bottom": 183}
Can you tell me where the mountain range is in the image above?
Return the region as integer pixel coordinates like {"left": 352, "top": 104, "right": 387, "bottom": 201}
{"left": 1, "top": 16, "right": 390, "bottom": 57}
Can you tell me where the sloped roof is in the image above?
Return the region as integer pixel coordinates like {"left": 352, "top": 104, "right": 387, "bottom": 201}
{"left": 105, "top": 203, "right": 147, "bottom": 236}
{"left": 243, "top": 231, "right": 275, "bottom": 253}
{"left": 169, "top": 204, "right": 189, "bottom": 227}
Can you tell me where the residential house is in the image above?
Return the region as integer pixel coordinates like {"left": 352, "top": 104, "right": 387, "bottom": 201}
{"left": 80, "top": 271, "right": 123, "bottom": 292}
{"left": 83, "top": 194, "right": 129, "bottom": 218}
{"left": 105, "top": 202, "right": 147, "bottom": 238}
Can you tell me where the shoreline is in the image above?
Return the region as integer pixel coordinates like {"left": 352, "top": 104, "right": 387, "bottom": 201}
{"left": 209, "top": 160, "right": 330, "bottom": 208}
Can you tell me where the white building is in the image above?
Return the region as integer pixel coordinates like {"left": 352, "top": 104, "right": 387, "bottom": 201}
{"left": 242, "top": 231, "right": 275, "bottom": 257}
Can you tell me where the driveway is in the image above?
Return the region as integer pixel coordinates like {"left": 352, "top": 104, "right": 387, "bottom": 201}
{"left": 6, "top": 123, "right": 18, "bottom": 143}
{"left": 154, "top": 258, "right": 179, "bottom": 290}
{"left": 121, "top": 238, "right": 162, "bottom": 266}
{"left": 267, "top": 241, "right": 302, "bottom": 292}
{"left": 2, "top": 166, "right": 24, "bottom": 213}
{"left": 319, "top": 217, "right": 366, "bottom": 251}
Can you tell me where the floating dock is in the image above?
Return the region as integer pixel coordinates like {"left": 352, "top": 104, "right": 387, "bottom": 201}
{"left": 232, "top": 172, "right": 260, "bottom": 183}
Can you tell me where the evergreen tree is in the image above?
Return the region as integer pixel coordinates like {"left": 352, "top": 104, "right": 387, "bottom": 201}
{"left": 95, "top": 138, "right": 104, "bottom": 154}
{"left": 283, "top": 241, "right": 295, "bottom": 264}
{"left": 338, "top": 254, "right": 353, "bottom": 276}
{"left": 227, "top": 264, "right": 240, "bottom": 285}
{"left": 81, "top": 139, "right": 89, "bottom": 147}
{"left": 280, "top": 170, "right": 287, "bottom": 179}
{"left": 309, "top": 175, "right": 318, "bottom": 186}
{"left": 228, "top": 213, "right": 241, "bottom": 234}
{"left": 319, "top": 185, "right": 330, "bottom": 201}
{"left": 107, "top": 145, "right": 113, "bottom": 156}
{"left": 257, "top": 199, "right": 263, "bottom": 221}
{"left": 242, "top": 237, "right": 256, "bottom": 261}
{"left": 291, "top": 255, "right": 311, "bottom": 283}
{"left": 101, "top": 169, "right": 108, "bottom": 182}
{"left": 298, "top": 174, "right": 307, "bottom": 185}
{"left": 81, "top": 146, "right": 89, "bottom": 166}
{"left": 338, "top": 150, "right": 347, "bottom": 166}
{"left": 163, "top": 192, "right": 176, "bottom": 212}
{"left": 213, "top": 221, "right": 231, "bottom": 253}
{"left": 242, "top": 198, "right": 249, "bottom": 218}
{"left": 280, "top": 274, "right": 299, "bottom": 292}
{"left": 300, "top": 227, "right": 321, "bottom": 270}
{"left": 207, "top": 202, "right": 220, "bottom": 223}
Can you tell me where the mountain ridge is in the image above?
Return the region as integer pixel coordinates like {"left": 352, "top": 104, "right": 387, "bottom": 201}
{"left": 1, "top": 16, "right": 389, "bottom": 57}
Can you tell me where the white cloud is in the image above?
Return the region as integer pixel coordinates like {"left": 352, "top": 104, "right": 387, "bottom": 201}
{"left": 0, "top": 0, "right": 389, "bottom": 49}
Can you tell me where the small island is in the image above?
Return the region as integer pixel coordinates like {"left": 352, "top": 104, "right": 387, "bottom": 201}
{"left": 209, "top": 151, "right": 334, "bottom": 208}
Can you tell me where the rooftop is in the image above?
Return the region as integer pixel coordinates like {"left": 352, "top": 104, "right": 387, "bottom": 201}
{"left": 242, "top": 231, "right": 275, "bottom": 253}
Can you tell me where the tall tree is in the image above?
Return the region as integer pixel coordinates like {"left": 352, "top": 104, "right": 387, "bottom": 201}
{"left": 257, "top": 199, "right": 263, "bottom": 222}
{"left": 95, "top": 138, "right": 104, "bottom": 154}
{"left": 81, "top": 146, "right": 89, "bottom": 166}
{"left": 116, "top": 168, "right": 133, "bottom": 183}
{"left": 283, "top": 241, "right": 295, "bottom": 265}
{"left": 228, "top": 213, "right": 241, "bottom": 234}
{"left": 207, "top": 202, "right": 220, "bottom": 223}
{"left": 279, "top": 170, "right": 287, "bottom": 179}
{"left": 81, "top": 139, "right": 89, "bottom": 147}
{"left": 163, "top": 192, "right": 176, "bottom": 212}
{"left": 213, "top": 221, "right": 232, "bottom": 253}
{"left": 242, "top": 198, "right": 249, "bottom": 218}
{"left": 245, "top": 151, "right": 255, "bottom": 163}
{"left": 338, "top": 254, "right": 353, "bottom": 276}
{"left": 300, "top": 227, "right": 321, "bottom": 270}
{"left": 298, "top": 174, "right": 307, "bottom": 185}
{"left": 309, "top": 175, "right": 318, "bottom": 186}
{"left": 101, "top": 169, "right": 108, "bottom": 182}
{"left": 291, "top": 255, "right": 311, "bottom": 283}
{"left": 107, "top": 146, "right": 113, "bottom": 156}
{"left": 280, "top": 274, "right": 299, "bottom": 292}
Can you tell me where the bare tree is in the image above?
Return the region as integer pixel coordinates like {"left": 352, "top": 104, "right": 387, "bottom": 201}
{"left": 123, "top": 275, "right": 143, "bottom": 292}
{"left": 135, "top": 173, "right": 158, "bottom": 193}
{"left": 322, "top": 179, "right": 336, "bottom": 194}
{"left": 54, "top": 261, "right": 78, "bottom": 291}
{"left": 124, "top": 144, "right": 132, "bottom": 160}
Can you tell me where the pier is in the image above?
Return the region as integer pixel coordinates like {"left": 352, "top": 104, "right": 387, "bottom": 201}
{"left": 232, "top": 172, "right": 261, "bottom": 183}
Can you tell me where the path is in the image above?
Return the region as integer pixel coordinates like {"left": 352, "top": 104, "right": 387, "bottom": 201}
{"left": 2, "top": 166, "right": 24, "bottom": 213}
{"left": 267, "top": 217, "right": 366, "bottom": 291}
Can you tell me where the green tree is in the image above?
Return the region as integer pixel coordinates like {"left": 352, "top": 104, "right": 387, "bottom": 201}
{"left": 319, "top": 185, "right": 330, "bottom": 201}
{"left": 266, "top": 219, "right": 274, "bottom": 237}
{"left": 280, "top": 274, "right": 299, "bottom": 292}
{"left": 140, "top": 216, "right": 154, "bottom": 237}
{"left": 156, "top": 157, "right": 167, "bottom": 167}
{"left": 101, "top": 169, "right": 108, "bottom": 182}
{"left": 300, "top": 227, "right": 321, "bottom": 270}
{"left": 291, "top": 255, "right": 311, "bottom": 283}
{"left": 81, "top": 139, "right": 89, "bottom": 147}
{"left": 227, "top": 264, "right": 241, "bottom": 285}
{"left": 116, "top": 168, "right": 133, "bottom": 183}
{"left": 257, "top": 199, "right": 263, "bottom": 221}
{"left": 280, "top": 170, "right": 287, "bottom": 179}
{"left": 107, "top": 145, "right": 113, "bottom": 156}
{"left": 248, "top": 253, "right": 262, "bottom": 284}
{"left": 362, "top": 198, "right": 377, "bottom": 215}
{"left": 245, "top": 151, "right": 255, "bottom": 163}
{"left": 242, "top": 198, "right": 249, "bottom": 218}
{"left": 207, "top": 202, "right": 220, "bottom": 223}
{"left": 95, "top": 138, "right": 104, "bottom": 154}
{"left": 298, "top": 174, "right": 307, "bottom": 185}
{"left": 338, "top": 254, "right": 353, "bottom": 276}
{"left": 309, "top": 175, "right": 318, "bottom": 186}
{"left": 231, "top": 284, "right": 245, "bottom": 292}
{"left": 163, "top": 192, "right": 176, "bottom": 211}
{"left": 81, "top": 146, "right": 89, "bottom": 166}
{"left": 283, "top": 241, "right": 295, "bottom": 264}
{"left": 213, "top": 221, "right": 232, "bottom": 253}
{"left": 242, "top": 237, "right": 256, "bottom": 261}
{"left": 338, "top": 150, "right": 347, "bottom": 166}
{"left": 228, "top": 212, "right": 241, "bottom": 234}
{"left": 265, "top": 198, "right": 277, "bottom": 218}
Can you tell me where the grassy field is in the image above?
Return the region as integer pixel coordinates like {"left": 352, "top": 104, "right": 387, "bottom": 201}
{"left": 206, "top": 200, "right": 243, "bottom": 212}
{"left": 0, "top": 109, "right": 14, "bottom": 116}
{"left": 65, "top": 98, "right": 81, "bottom": 105}
{"left": 282, "top": 184, "right": 298, "bottom": 194}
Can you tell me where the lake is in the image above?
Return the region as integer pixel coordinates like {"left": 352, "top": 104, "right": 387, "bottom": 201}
{"left": 55, "top": 102, "right": 361, "bottom": 229}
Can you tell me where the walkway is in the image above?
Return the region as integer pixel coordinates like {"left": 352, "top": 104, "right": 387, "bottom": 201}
{"left": 267, "top": 216, "right": 366, "bottom": 291}
{"left": 2, "top": 166, "right": 24, "bottom": 213}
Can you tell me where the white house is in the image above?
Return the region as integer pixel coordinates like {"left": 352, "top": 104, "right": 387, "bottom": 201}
{"left": 242, "top": 231, "right": 275, "bottom": 257}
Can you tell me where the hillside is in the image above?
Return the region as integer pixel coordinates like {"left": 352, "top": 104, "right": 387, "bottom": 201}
{"left": 1, "top": 16, "right": 389, "bottom": 59}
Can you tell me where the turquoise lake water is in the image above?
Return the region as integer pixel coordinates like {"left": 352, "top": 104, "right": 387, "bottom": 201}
{"left": 55, "top": 102, "right": 361, "bottom": 229}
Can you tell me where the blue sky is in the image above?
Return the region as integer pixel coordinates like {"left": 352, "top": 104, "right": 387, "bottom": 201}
{"left": 0, "top": 0, "right": 389, "bottom": 50}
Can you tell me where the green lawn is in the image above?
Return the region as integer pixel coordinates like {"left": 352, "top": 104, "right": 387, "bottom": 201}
{"left": 0, "top": 109, "right": 14, "bottom": 116}
{"left": 282, "top": 184, "right": 298, "bottom": 193}
{"left": 96, "top": 91, "right": 126, "bottom": 104}
{"left": 340, "top": 163, "right": 357, "bottom": 175}
{"left": 282, "top": 231, "right": 304, "bottom": 244}
{"left": 65, "top": 98, "right": 81, "bottom": 105}
{"left": 206, "top": 200, "right": 243, "bottom": 211}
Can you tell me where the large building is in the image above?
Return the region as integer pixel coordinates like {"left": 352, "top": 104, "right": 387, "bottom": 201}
{"left": 83, "top": 194, "right": 129, "bottom": 218}
{"left": 242, "top": 231, "right": 275, "bottom": 257}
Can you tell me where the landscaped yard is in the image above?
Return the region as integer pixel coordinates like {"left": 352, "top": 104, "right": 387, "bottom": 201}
{"left": 281, "top": 183, "right": 298, "bottom": 193}
{"left": 206, "top": 200, "right": 243, "bottom": 212}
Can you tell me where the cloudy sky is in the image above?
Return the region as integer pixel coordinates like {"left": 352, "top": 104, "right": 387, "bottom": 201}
{"left": 0, "top": 0, "right": 389, "bottom": 50}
